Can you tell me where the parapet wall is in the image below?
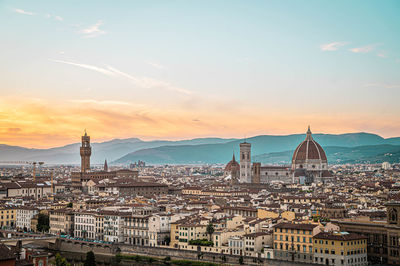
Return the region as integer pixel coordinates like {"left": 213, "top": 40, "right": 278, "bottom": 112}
{"left": 52, "top": 239, "right": 312, "bottom": 266}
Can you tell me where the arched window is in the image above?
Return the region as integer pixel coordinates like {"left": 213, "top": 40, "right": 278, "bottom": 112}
{"left": 389, "top": 208, "right": 398, "bottom": 224}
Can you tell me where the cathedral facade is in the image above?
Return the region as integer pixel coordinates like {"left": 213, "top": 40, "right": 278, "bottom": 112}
{"left": 224, "top": 126, "right": 332, "bottom": 184}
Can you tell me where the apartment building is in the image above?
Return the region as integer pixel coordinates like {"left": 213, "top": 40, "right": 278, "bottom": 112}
{"left": 243, "top": 232, "right": 272, "bottom": 257}
{"left": 273, "top": 222, "right": 320, "bottom": 263}
{"left": 103, "top": 211, "right": 124, "bottom": 243}
{"left": 229, "top": 235, "right": 244, "bottom": 255}
{"left": 95, "top": 214, "right": 104, "bottom": 241}
{"left": 148, "top": 213, "right": 174, "bottom": 247}
{"left": 49, "top": 209, "right": 74, "bottom": 236}
{"left": 74, "top": 211, "right": 96, "bottom": 239}
{"left": 16, "top": 207, "right": 38, "bottom": 231}
{"left": 0, "top": 207, "right": 16, "bottom": 228}
{"left": 313, "top": 232, "right": 367, "bottom": 266}
{"left": 123, "top": 214, "right": 150, "bottom": 246}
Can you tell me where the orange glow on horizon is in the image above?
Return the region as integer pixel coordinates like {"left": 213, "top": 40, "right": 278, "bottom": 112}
{"left": 0, "top": 97, "right": 399, "bottom": 148}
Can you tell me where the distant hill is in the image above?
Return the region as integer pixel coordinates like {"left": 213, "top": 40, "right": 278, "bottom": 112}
{"left": 253, "top": 144, "right": 400, "bottom": 165}
{"left": 1, "top": 132, "right": 400, "bottom": 165}
{"left": 114, "top": 133, "right": 400, "bottom": 165}
{"left": 0, "top": 137, "right": 235, "bottom": 164}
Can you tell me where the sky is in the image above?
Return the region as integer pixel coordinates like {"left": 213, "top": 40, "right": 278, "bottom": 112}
{"left": 1, "top": 0, "right": 400, "bottom": 148}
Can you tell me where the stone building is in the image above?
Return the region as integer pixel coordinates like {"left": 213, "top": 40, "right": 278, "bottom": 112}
{"left": 336, "top": 201, "right": 400, "bottom": 265}
{"left": 118, "top": 182, "right": 168, "bottom": 197}
{"left": 71, "top": 131, "right": 138, "bottom": 190}
{"left": 232, "top": 126, "right": 331, "bottom": 184}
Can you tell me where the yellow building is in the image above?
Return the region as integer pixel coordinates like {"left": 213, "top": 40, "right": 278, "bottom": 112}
{"left": 257, "top": 209, "right": 279, "bottom": 219}
{"left": 273, "top": 222, "right": 319, "bottom": 264}
{"left": 49, "top": 209, "right": 74, "bottom": 236}
{"left": 170, "top": 222, "right": 180, "bottom": 248}
{"left": 0, "top": 207, "right": 16, "bottom": 228}
{"left": 313, "top": 232, "right": 367, "bottom": 266}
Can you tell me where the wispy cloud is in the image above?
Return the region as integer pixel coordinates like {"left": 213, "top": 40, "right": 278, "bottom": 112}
{"left": 320, "top": 42, "right": 348, "bottom": 51}
{"left": 349, "top": 44, "right": 376, "bottom": 53}
{"left": 14, "top": 8, "right": 35, "bottom": 16}
{"left": 49, "top": 59, "right": 117, "bottom": 76}
{"left": 49, "top": 59, "right": 193, "bottom": 95}
{"left": 79, "top": 21, "right": 106, "bottom": 38}
{"left": 69, "top": 99, "right": 132, "bottom": 106}
{"left": 106, "top": 65, "right": 193, "bottom": 95}
{"left": 363, "top": 83, "right": 400, "bottom": 89}
{"left": 146, "top": 61, "right": 166, "bottom": 70}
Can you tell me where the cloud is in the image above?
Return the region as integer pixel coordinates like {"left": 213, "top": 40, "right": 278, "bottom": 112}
{"left": 363, "top": 83, "right": 400, "bottom": 89}
{"left": 14, "top": 8, "right": 35, "bottom": 16}
{"left": 45, "top": 13, "right": 63, "bottom": 21}
{"left": 79, "top": 21, "right": 106, "bottom": 38}
{"left": 69, "top": 99, "right": 132, "bottom": 106}
{"left": 50, "top": 59, "right": 117, "bottom": 76}
{"left": 377, "top": 51, "right": 387, "bottom": 58}
{"left": 49, "top": 59, "right": 193, "bottom": 95}
{"left": 106, "top": 65, "right": 193, "bottom": 95}
{"left": 320, "top": 42, "right": 348, "bottom": 51}
{"left": 147, "top": 61, "right": 166, "bottom": 70}
{"left": 349, "top": 44, "right": 376, "bottom": 53}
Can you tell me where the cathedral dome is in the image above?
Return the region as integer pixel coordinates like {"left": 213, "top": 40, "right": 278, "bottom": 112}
{"left": 292, "top": 126, "right": 327, "bottom": 165}
{"left": 225, "top": 154, "right": 240, "bottom": 172}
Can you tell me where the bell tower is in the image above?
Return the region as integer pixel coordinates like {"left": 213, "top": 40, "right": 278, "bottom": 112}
{"left": 80, "top": 129, "right": 91, "bottom": 173}
{"left": 239, "top": 141, "right": 251, "bottom": 183}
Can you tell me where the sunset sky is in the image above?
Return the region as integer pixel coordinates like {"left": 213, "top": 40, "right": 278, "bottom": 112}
{"left": 1, "top": 0, "right": 400, "bottom": 148}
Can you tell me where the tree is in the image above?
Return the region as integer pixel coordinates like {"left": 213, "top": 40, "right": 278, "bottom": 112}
{"left": 84, "top": 251, "right": 96, "bottom": 266}
{"left": 37, "top": 213, "right": 50, "bottom": 232}
{"left": 206, "top": 222, "right": 214, "bottom": 241}
{"left": 67, "top": 202, "right": 73, "bottom": 208}
{"left": 239, "top": 256, "right": 244, "bottom": 265}
{"left": 164, "top": 235, "right": 171, "bottom": 246}
{"left": 54, "top": 253, "right": 70, "bottom": 266}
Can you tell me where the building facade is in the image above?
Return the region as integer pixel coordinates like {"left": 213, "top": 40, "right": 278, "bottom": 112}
{"left": 16, "top": 207, "right": 38, "bottom": 231}
{"left": 313, "top": 232, "right": 367, "bottom": 266}
{"left": 239, "top": 142, "right": 252, "bottom": 183}
{"left": 336, "top": 201, "right": 400, "bottom": 265}
{"left": 273, "top": 222, "right": 319, "bottom": 264}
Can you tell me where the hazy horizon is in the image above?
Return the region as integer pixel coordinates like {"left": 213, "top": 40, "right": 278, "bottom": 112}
{"left": 1, "top": 130, "right": 399, "bottom": 149}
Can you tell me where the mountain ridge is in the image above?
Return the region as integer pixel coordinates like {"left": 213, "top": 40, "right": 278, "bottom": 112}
{"left": 1, "top": 132, "right": 400, "bottom": 165}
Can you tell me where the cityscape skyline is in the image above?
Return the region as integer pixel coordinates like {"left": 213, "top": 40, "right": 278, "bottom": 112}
{"left": 1, "top": 2, "right": 400, "bottom": 265}
{"left": 1, "top": 0, "right": 400, "bottom": 148}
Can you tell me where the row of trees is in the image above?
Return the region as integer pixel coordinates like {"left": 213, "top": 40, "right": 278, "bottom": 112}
{"left": 53, "top": 251, "right": 95, "bottom": 266}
